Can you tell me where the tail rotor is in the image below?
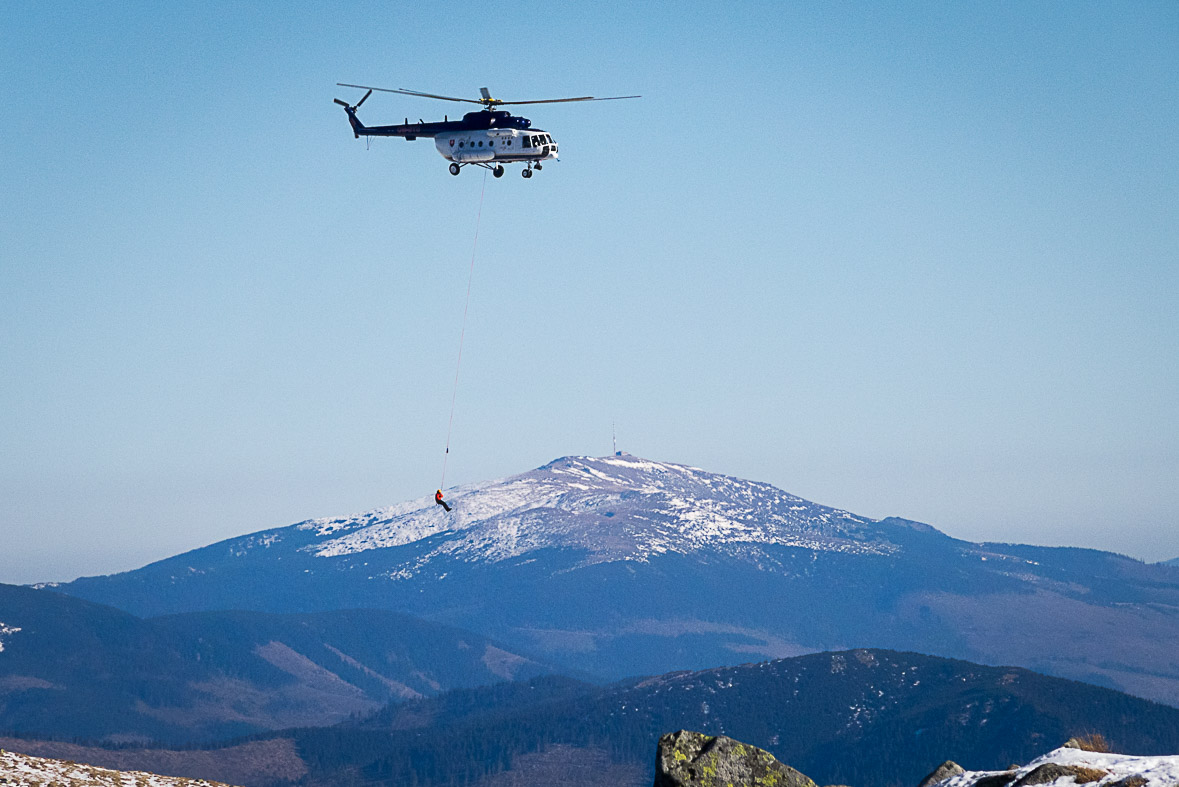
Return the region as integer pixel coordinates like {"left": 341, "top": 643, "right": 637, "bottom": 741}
{"left": 333, "top": 89, "right": 372, "bottom": 138}
{"left": 333, "top": 88, "right": 372, "bottom": 112}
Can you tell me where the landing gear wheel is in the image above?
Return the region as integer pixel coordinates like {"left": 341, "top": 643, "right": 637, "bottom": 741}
{"left": 534, "top": 163, "right": 542, "bottom": 171}
{"left": 522, "top": 168, "right": 533, "bottom": 179}
{"left": 449, "top": 163, "right": 461, "bottom": 176}
{"left": 493, "top": 165, "right": 505, "bottom": 178}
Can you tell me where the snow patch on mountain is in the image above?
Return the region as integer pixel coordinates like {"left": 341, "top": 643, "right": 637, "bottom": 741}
{"left": 292, "top": 455, "right": 893, "bottom": 571}
{"left": 0, "top": 622, "right": 21, "bottom": 653}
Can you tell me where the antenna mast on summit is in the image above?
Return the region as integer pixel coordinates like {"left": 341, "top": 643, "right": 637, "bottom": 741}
{"left": 612, "top": 421, "right": 617, "bottom": 456}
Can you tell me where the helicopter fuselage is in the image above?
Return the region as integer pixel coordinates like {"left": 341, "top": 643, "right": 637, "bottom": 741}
{"left": 436, "top": 127, "right": 557, "bottom": 165}
{"left": 344, "top": 108, "right": 555, "bottom": 161}
{"left": 338, "top": 101, "right": 569, "bottom": 177}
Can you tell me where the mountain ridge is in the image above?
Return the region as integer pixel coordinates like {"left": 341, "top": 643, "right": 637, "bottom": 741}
{"left": 7, "top": 649, "right": 1179, "bottom": 787}
{"left": 50, "top": 454, "right": 1179, "bottom": 706}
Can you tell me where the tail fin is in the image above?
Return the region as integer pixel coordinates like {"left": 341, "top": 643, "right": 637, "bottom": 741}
{"left": 344, "top": 106, "right": 366, "bottom": 138}
{"left": 333, "top": 89, "right": 372, "bottom": 139}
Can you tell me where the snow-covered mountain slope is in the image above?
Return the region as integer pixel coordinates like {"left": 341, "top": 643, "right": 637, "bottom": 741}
{"left": 55, "top": 454, "right": 1179, "bottom": 707}
{"left": 298, "top": 454, "right": 893, "bottom": 570}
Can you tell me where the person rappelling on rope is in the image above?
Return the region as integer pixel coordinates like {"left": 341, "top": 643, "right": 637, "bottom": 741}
{"left": 436, "top": 173, "right": 486, "bottom": 518}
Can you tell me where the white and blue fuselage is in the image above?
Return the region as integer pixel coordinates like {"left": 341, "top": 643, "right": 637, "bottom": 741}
{"left": 438, "top": 128, "right": 558, "bottom": 165}
{"left": 337, "top": 105, "right": 558, "bottom": 176}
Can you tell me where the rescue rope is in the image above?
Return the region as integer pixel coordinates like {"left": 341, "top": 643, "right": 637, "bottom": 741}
{"left": 440, "top": 168, "right": 489, "bottom": 489}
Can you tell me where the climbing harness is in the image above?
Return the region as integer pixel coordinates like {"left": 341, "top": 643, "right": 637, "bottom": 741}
{"left": 440, "top": 169, "right": 489, "bottom": 491}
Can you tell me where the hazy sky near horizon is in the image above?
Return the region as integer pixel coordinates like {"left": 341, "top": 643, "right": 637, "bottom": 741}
{"left": 2, "top": 1, "right": 1177, "bottom": 585}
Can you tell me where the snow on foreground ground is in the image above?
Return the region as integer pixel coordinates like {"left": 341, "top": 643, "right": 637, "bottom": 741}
{"left": 0, "top": 749, "right": 238, "bottom": 787}
{"left": 936, "top": 746, "right": 1179, "bottom": 787}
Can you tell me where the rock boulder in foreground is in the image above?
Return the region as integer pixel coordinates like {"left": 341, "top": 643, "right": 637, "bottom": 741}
{"left": 654, "top": 730, "right": 817, "bottom": 787}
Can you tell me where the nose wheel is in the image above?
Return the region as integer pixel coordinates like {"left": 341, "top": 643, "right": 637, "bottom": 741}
{"left": 521, "top": 168, "right": 533, "bottom": 178}
{"left": 449, "top": 162, "right": 461, "bottom": 176}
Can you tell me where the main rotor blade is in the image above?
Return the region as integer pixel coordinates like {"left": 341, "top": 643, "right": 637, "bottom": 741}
{"left": 396, "top": 87, "right": 487, "bottom": 104}
{"left": 336, "top": 83, "right": 641, "bottom": 108}
{"left": 496, "top": 95, "right": 642, "bottom": 105}
{"left": 398, "top": 87, "right": 485, "bottom": 103}
{"left": 336, "top": 84, "right": 485, "bottom": 105}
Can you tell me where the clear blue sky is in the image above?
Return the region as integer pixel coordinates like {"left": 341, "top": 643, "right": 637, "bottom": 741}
{"left": 2, "top": 1, "right": 1176, "bottom": 584}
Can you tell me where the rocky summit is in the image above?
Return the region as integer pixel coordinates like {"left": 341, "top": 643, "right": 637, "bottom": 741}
{"left": 652, "top": 734, "right": 1179, "bottom": 787}
{"left": 0, "top": 748, "right": 239, "bottom": 787}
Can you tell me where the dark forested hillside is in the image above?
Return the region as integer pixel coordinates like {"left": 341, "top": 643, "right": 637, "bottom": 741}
{"left": 290, "top": 649, "right": 1179, "bottom": 787}
{"left": 6, "top": 648, "right": 1178, "bottom": 787}
{"left": 0, "top": 583, "right": 554, "bottom": 743}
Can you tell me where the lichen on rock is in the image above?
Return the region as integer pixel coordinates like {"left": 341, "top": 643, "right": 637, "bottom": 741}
{"left": 654, "top": 730, "right": 817, "bottom": 787}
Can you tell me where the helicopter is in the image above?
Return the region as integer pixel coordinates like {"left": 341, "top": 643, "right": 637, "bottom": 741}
{"left": 333, "top": 84, "right": 639, "bottom": 178}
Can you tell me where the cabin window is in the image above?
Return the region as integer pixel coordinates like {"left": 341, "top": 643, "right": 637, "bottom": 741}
{"left": 522, "top": 135, "right": 531, "bottom": 148}
{"left": 459, "top": 141, "right": 464, "bottom": 147}
{"left": 478, "top": 140, "right": 483, "bottom": 147}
